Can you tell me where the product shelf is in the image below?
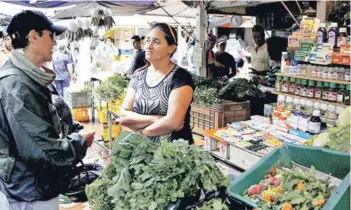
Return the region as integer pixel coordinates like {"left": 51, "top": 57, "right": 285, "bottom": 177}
{"left": 276, "top": 73, "right": 351, "bottom": 85}
{"left": 272, "top": 91, "right": 349, "bottom": 108}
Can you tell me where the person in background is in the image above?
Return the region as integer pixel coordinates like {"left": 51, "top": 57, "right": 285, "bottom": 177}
{"left": 250, "top": 25, "right": 270, "bottom": 75}
{"left": 206, "top": 34, "right": 224, "bottom": 78}
{"left": 120, "top": 22, "right": 194, "bottom": 144}
{"left": 226, "top": 33, "right": 242, "bottom": 64}
{"left": 0, "top": 28, "right": 12, "bottom": 66}
{"left": 214, "top": 37, "right": 236, "bottom": 81}
{"left": 237, "top": 34, "right": 247, "bottom": 50}
{"left": 140, "top": 36, "right": 146, "bottom": 49}
{"left": 94, "top": 36, "right": 119, "bottom": 71}
{"left": 260, "top": 36, "right": 288, "bottom": 87}
{"left": 187, "top": 36, "right": 197, "bottom": 75}
{"left": 130, "top": 35, "right": 146, "bottom": 74}
{"left": 0, "top": 10, "right": 94, "bottom": 210}
{"left": 52, "top": 44, "right": 73, "bottom": 96}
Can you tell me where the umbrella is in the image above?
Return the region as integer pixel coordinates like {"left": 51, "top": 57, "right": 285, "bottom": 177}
{"left": 52, "top": 1, "right": 156, "bottom": 19}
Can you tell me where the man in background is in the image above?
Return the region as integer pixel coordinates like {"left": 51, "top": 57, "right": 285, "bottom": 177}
{"left": 0, "top": 28, "right": 12, "bottom": 66}
{"left": 53, "top": 44, "right": 73, "bottom": 96}
{"left": 214, "top": 37, "right": 236, "bottom": 81}
{"left": 130, "top": 35, "right": 146, "bottom": 74}
{"left": 140, "top": 36, "right": 146, "bottom": 49}
{"left": 250, "top": 25, "right": 270, "bottom": 73}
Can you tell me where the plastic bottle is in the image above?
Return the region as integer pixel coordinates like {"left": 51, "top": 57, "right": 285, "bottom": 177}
{"left": 294, "top": 79, "right": 301, "bottom": 95}
{"left": 277, "top": 95, "right": 286, "bottom": 109}
{"left": 300, "top": 79, "right": 308, "bottom": 97}
{"left": 316, "top": 66, "right": 322, "bottom": 78}
{"left": 327, "top": 105, "right": 336, "bottom": 120}
{"left": 281, "top": 52, "right": 288, "bottom": 73}
{"left": 322, "top": 82, "right": 329, "bottom": 101}
{"left": 336, "top": 84, "right": 345, "bottom": 103}
{"left": 307, "top": 80, "right": 315, "bottom": 98}
{"left": 306, "top": 65, "right": 313, "bottom": 77}
{"left": 314, "top": 81, "right": 323, "bottom": 99}
{"left": 345, "top": 69, "right": 350, "bottom": 82}
{"left": 313, "top": 102, "right": 321, "bottom": 111}
{"left": 289, "top": 77, "right": 295, "bottom": 94}
{"left": 286, "top": 96, "right": 293, "bottom": 110}
{"left": 327, "top": 67, "right": 334, "bottom": 80}
{"left": 308, "top": 110, "right": 322, "bottom": 134}
{"left": 275, "top": 76, "right": 282, "bottom": 92}
{"left": 328, "top": 83, "right": 337, "bottom": 102}
{"left": 311, "top": 66, "right": 318, "bottom": 77}
{"left": 282, "top": 76, "right": 290, "bottom": 93}
{"left": 317, "top": 23, "right": 327, "bottom": 44}
{"left": 344, "top": 85, "right": 350, "bottom": 105}
{"left": 333, "top": 67, "right": 339, "bottom": 80}
{"left": 322, "top": 67, "right": 328, "bottom": 79}
{"left": 306, "top": 100, "right": 314, "bottom": 114}
{"left": 339, "top": 67, "right": 345, "bottom": 80}
{"left": 294, "top": 98, "right": 300, "bottom": 110}
{"left": 328, "top": 23, "right": 339, "bottom": 48}
{"left": 301, "top": 64, "right": 307, "bottom": 76}
{"left": 300, "top": 99, "right": 307, "bottom": 111}
{"left": 337, "top": 27, "right": 348, "bottom": 47}
{"left": 320, "top": 103, "right": 328, "bottom": 118}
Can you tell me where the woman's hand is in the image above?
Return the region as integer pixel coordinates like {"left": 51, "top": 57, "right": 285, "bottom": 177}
{"left": 82, "top": 131, "right": 95, "bottom": 147}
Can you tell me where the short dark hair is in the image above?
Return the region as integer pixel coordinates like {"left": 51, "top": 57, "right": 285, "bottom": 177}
{"left": 12, "top": 30, "right": 43, "bottom": 49}
{"left": 252, "top": 24, "right": 265, "bottom": 38}
{"left": 266, "top": 36, "right": 288, "bottom": 61}
{"left": 131, "top": 35, "right": 141, "bottom": 42}
{"left": 140, "top": 36, "right": 145, "bottom": 40}
{"left": 150, "top": 22, "right": 177, "bottom": 46}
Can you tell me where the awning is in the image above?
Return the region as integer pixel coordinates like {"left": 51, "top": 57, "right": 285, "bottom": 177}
{"left": 144, "top": 0, "right": 197, "bottom": 18}
{"left": 1, "top": 0, "right": 77, "bottom": 8}
{"left": 52, "top": 1, "right": 156, "bottom": 19}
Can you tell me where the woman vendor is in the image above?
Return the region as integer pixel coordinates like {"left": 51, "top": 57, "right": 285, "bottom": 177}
{"left": 120, "top": 23, "right": 194, "bottom": 144}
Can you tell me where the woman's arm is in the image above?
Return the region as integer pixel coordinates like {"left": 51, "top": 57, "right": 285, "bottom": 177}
{"left": 119, "top": 87, "right": 162, "bottom": 130}
{"left": 142, "top": 85, "right": 193, "bottom": 136}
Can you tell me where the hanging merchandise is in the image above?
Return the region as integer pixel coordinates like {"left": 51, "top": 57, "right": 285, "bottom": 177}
{"left": 65, "top": 20, "right": 79, "bottom": 42}
{"left": 91, "top": 8, "right": 115, "bottom": 29}
{"left": 83, "top": 19, "right": 93, "bottom": 38}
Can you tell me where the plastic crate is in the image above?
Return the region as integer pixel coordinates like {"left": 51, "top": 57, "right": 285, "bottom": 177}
{"left": 227, "top": 144, "right": 350, "bottom": 210}
{"left": 101, "top": 122, "right": 122, "bottom": 146}
{"left": 190, "top": 100, "right": 250, "bottom": 135}
{"left": 71, "top": 108, "right": 90, "bottom": 122}
{"left": 97, "top": 106, "right": 108, "bottom": 123}
{"left": 63, "top": 89, "right": 91, "bottom": 109}
{"left": 108, "top": 94, "right": 125, "bottom": 114}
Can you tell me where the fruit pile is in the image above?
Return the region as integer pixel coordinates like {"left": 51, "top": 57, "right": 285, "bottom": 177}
{"left": 244, "top": 166, "right": 335, "bottom": 210}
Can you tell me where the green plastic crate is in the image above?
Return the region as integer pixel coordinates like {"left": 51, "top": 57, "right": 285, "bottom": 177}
{"left": 227, "top": 144, "right": 350, "bottom": 210}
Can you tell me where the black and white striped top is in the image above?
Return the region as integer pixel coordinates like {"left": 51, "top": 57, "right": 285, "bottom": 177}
{"left": 130, "top": 65, "right": 194, "bottom": 144}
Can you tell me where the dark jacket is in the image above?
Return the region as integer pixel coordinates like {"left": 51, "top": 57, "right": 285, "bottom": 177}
{"left": 0, "top": 60, "right": 87, "bottom": 202}
{"left": 214, "top": 52, "right": 236, "bottom": 79}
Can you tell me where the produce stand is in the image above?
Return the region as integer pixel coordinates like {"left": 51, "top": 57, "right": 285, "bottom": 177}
{"left": 227, "top": 144, "right": 350, "bottom": 210}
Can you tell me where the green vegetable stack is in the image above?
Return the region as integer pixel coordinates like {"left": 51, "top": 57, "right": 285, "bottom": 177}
{"left": 93, "top": 74, "right": 129, "bottom": 101}
{"left": 86, "top": 132, "right": 229, "bottom": 210}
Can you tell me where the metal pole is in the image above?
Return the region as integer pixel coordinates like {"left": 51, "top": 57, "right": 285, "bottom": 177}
{"left": 280, "top": 1, "right": 300, "bottom": 27}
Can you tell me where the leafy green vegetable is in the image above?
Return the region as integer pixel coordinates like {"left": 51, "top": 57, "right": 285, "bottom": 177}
{"left": 93, "top": 74, "right": 128, "bottom": 101}
{"left": 218, "top": 78, "right": 265, "bottom": 102}
{"left": 196, "top": 198, "right": 229, "bottom": 210}
{"left": 87, "top": 131, "right": 229, "bottom": 210}
{"left": 193, "top": 87, "right": 222, "bottom": 106}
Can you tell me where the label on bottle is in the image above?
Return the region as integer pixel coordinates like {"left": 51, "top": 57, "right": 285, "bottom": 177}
{"left": 337, "top": 93, "right": 344, "bottom": 103}
{"left": 333, "top": 72, "right": 339, "bottom": 80}
{"left": 275, "top": 83, "right": 281, "bottom": 92}
{"left": 307, "top": 88, "right": 314, "bottom": 98}
{"left": 282, "top": 84, "right": 289, "bottom": 93}
{"left": 337, "top": 37, "right": 347, "bottom": 47}
{"left": 317, "top": 31, "right": 324, "bottom": 44}
{"left": 328, "top": 31, "right": 336, "bottom": 47}
{"left": 309, "top": 121, "right": 321, "bottom": 134}
{"left": 289, "top": 84, "right": 295, "bottom": 94}
{"left": 295, "top": 87, "right": 301, "bottom": 95}
{"left": 315, "top": 90, "right": 322, "bottom": 99}
{"left": 300, "top": 87, "right": 307, "bottom": 97}
{"left": 322, "top": 91, "right": 329, "bottom": 100}
{"left": 328, "top": 92, "right": 337, "bottom": 102}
